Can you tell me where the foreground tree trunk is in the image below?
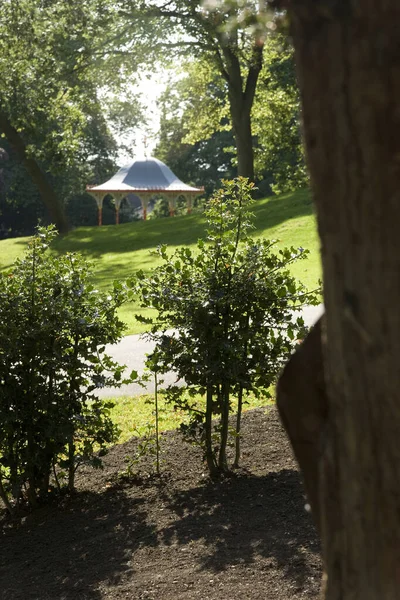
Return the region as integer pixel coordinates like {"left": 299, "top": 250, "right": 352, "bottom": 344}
{"left": 0, "top": 111, "right": 69, "bottom": 234}
{"left": 277, "top": 2, "right": 400, "bottom": 598}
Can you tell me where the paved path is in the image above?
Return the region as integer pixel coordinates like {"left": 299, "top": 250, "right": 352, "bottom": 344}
{"left": 96, "top": 304, "right": 324, "bottom": 398}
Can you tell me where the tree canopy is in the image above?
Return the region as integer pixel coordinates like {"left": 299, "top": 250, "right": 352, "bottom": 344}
{"left": 154, "top": 69, "right": 237, "bottom": 196}
{"left": 153, "top": 32, "right": 306, "bottom": 195}
{"left": 252, "top": 32, "right": 307, "bottom": 193}
{"left": 118, "top": 0, "right": 275, "bottom": 180}
{"left": 0, "top": 0, "right": 143, "bottom": 233}
{"left": 0, "top": 0, "right": 309, "bottom": 236}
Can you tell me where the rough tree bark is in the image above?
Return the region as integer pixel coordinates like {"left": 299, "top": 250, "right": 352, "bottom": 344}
{"left": 277, "top": 1, "right": 400, "bottom": 598}
{"left": 229, "top": 96, "right": 256, "bottom": 181}
{"left": 0, "top": 111, "right": 69, "bottom": 234}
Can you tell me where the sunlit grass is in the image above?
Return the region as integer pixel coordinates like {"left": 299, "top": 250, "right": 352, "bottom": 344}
{"left": 0, "top": 235, "right": 31, "bottom": 272}
{"left": 109, "top": 389, "right": 275, "bottom": 444}
{"left": 0, "top": 188, "right": 321, "bottom": 334}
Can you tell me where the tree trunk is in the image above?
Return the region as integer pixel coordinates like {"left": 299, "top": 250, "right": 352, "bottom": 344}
{"left": 154, "top": 372, "right": 160, "bottom": 476}
{"left": 0, "top": 111, "right": 69, "bottom": 234}
{"left": 230, "top": 103, "right": 255, "bottom": 181}
{"left": 0, "top": 472, "right": 14, "bottom": 516}
{"left": 205, "top": 385, "right": 217, "bottom": 476}
{"left": 218, "top": 383, "right": 230, "bottom": 472}
{"left": 223, "top": 41, "right": 263, "bottom": 182}
{"left": 233, "top": 385, "right": 244, "bottom": 469}
{"left": 281, "top": 2, "right": 400, "bottom": 598}
{"left": 68, "top": 439, "right": 75, "bottom": 492}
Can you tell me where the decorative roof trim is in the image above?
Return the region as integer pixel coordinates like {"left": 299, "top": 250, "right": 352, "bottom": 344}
{"left": 86, "top": 186, "right": 204, "bottom": 194}
{"left": 86, "top": 156, "right": 205, "bottom": 195}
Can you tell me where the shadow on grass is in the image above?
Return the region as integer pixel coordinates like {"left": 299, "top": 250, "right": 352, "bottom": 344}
{"left": 51, "top": 213, "right": 208, "bottom": 259}
{"left": 253, "top": 189, "right": 314, "bottom": 234}
{"left": 0, "top": 190, "right": 315, "bottom": 272}
{"left": 158, "top": 469, "right": 320, "bottom": 588}
{"left": 49, "top": 190, "right": 314, "bottom": 260}
{"left": 0, "top": 487, "right": 157, "bottom": 600}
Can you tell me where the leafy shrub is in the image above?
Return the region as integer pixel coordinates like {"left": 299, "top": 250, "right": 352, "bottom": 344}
{"left": 0, "top": 226, "right": 135, "bottom": 514}
{"left": 130, "top": 178, "right": 320, "bottom": 475}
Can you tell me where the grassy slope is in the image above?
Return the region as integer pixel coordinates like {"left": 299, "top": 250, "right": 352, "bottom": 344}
{"left": 0, "top": 188, "right": 320, "bottom": 334}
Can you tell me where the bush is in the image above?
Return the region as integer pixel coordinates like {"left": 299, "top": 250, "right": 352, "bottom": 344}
{"left": 0, "top": 226, "right": 135, "bottom": 514}
{"left": 130, "top": 178, "right": 320, "bottom": 475}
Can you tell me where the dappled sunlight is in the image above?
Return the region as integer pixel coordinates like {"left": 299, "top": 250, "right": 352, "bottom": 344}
{"left": 253, "top": 188, "right": 314, "bottom": 234}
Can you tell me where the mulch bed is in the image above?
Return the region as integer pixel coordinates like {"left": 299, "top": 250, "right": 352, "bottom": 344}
{"left": 0, "top": 407, "right": 322, "bottom": 600}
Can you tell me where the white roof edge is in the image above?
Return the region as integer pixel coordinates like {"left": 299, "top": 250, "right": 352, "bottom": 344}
{"left": 87, "top": 156, "right": 204, "bottom": 194}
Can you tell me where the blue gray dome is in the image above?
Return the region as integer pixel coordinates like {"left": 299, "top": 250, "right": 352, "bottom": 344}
{"left": 88, "top": 157, "right": 203, "bottom": 194}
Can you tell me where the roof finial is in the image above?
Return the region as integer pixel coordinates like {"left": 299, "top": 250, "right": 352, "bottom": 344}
{"left": 143, "top": 135, "right": 148, "bottom": 158}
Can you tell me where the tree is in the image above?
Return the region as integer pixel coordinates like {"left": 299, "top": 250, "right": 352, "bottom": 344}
{"left": 155, "top": 89, "right": 237, "bottom": 197}
{"left": 276, "top": 2, "right": 400, "bottom": 598}
{"left": 153, "top": 37, "right": 306, "bottom": 195}
{"left": 121, "top": 0, "right": 272, "bottom": 181}
{"left": 0, "top": 111, "right": 119, "bottom": 237}
{"left": 0, "top": 141, "right": 47, "bottom": 238}
{"left": 0, "top": 0, "right": 143, "bottom": 234}
{"left": 252, "top": 32, "right": 308, "bottom": 193}
{"left": 0, "top": 226, "right": 135, "bottom": 514}
{"left": 131, "top": 178, "right": 318, "bottom": 475}
{"left": 153, "top": 62, "right": 237, "bottom": 196}
{"left": 0, "top": 111, "right": 69, "bottom": 234}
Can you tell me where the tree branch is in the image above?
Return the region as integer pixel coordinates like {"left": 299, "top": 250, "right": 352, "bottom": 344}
{"left": 243, "top": 42, "right": 265, "bottom": 115}
{"left": 213, "top": 47, "right": 230, "bottom": 83}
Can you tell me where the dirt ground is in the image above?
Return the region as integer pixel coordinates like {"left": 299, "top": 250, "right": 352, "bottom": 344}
{"left": 0, "top": 407, "right": 322, "bottom": 600}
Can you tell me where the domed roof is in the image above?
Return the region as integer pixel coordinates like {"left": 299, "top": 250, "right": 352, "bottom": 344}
{"left": 87, "top": 156, "right": 203, "bottom": 195}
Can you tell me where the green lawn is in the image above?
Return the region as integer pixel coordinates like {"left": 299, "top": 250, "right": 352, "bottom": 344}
{"left": 0, "top": 188, "right": 321, "bottom": 334}
{"left": 109, "top": 390, "right": 275, "bottom": 444}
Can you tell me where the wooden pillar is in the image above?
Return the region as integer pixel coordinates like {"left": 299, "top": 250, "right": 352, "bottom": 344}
{"left": 113, "top": 195, "right": 123, "bottom": 225}
{"left": 89, "top": 192, "right": 104, "bottom": 227}
{"left": 168, "top": 196, "right": 176, "bottom": 217}
{"left": 139, "top": 196, "right": 149, "bottom": 220}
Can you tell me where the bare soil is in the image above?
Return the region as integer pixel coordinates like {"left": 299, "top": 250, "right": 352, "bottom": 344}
{"left": 0, "top": 407, "right": 322, "bottom": 600}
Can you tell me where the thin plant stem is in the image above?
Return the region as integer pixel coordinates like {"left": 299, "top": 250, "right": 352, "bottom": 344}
{"left": 234, "top": 386, "right": 244, "bottom": 468}
{"left": 52, "top": 458, "right": 61, "bottom": 493}
{"left": 154, "top": 371, "right": 160, "bottom": 475}
{"left": 218, "top": 383, "right": 230, "bottom": 472}
{"left": 205, "top": 384, "right": 217, "bottom": 475}
{"left": 0, "top": 472, "right": 14, "bottom": 516}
